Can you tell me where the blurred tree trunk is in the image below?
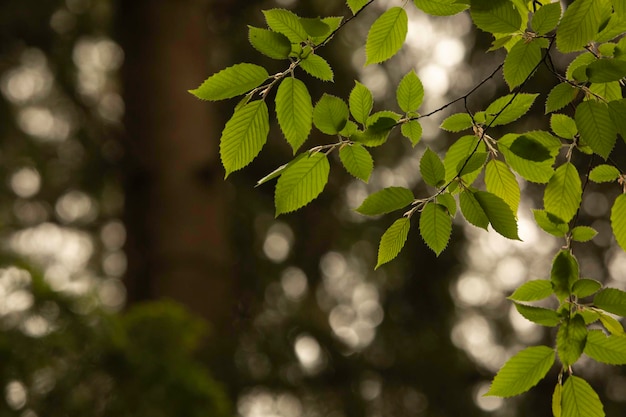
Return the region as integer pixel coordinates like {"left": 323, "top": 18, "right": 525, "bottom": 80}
{"left": 115, "top": 0, "right": 236, "bottom": 329}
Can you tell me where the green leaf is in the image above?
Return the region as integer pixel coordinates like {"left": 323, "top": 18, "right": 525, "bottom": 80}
{"left": 413, "top": 0, "right": 468, "bottom": 16}
{"left": 356, "top": 187, "right": 414, "bottom": 216}
{"left": 557, "top": 314, "right": 587, "bottom": 366}
{"left": 571, "top": 226, "right": 598, "bottom": 242}
{"left": 456, "top": 152, "right": 487, "bottom": 178}
{"left": 503, "top": 38, "right": 543, "bottom": 90}
{"left": 263, "top": 9, "right": 308, "bottom": 43}
{"left": 376, "top": 218, "right": 411, "bottom": 268}
{"left": 256, "top": 154, "right": 307, "bottom": 187}
{"left": 220, "top": 100, "right": 270, "bottom": 177}
{"left": 586, "top": 58, "right": 626, "bottom": 82}
{"left": 347, "top": 0, "right": 369, "bottom": 14}
{"left": 599, "top": 312, "right": 625, "bottom": 336}
{"left": 566, "top": 52, "right": 596, "bottom": 80}
{"left": 299, "top": 17, "right": 330, "bottom": 38}
{"left": 275, "top": 152, "right": 330, "bottom": 215}
{"left": 508, "top": 279, "right": 553, "bottom": 302}
{"left": 340, "top": 120, "right": 358, "bottom": 137}
{"left": 440, "top": 113, "right": 473, "bottom": 132}
{"left": 276, "top": 77, "right": 313, "bottom": 153}
{"left": 485, "top": 160, "right": 520, "bottom": 213}
{"left": 420, "top": 148, "right": 445, "bottom": 187}
{"left": 470, "top": 0, "right": 523, "bottom": 35}
{"left": 352, "top": 111, "right": 400, "bottom": 147}
{"left": 313, "top": 94, "right": 349, "bottom": 135}
{"left": 444, "top": 135, "right": 486, "bottom": 183}
{"left": 397, "top": 70, "right": 424, "bottom": 112}
{"left": 551, "top": 114, "right": 578, "bottom": 140}
{"left": 349, "top": 81, "right": 373, "bottom": 126}
{"left": 561, "top": 376, "right": 605, "bottom": 417}
{"left": 553, "top": 383, "right": 562, "bottom": 417}
{"left": 339, "top": 143, "right": 373, "bottom": 182}
{"left": 556, "top": 0, "right": 609, "bottom": 53}
{"left": 589, "top": 81, "right": 623, "bottom": 102}
{"left": 551, "top": 250, "right": 579, "bottom": 302}
{"left": 419, "top": 203, "right": 452, "bottom": 256}
{"left": 545, "top": 83, "right": 578, "bottom": 114}
{"left": 590, "top": 164, "right": 621, "bottom": 183}
{"left": 531, "top": 1, "right": 562, "bottom": 35}
{"left": 580, "top": 308, "right": 601, "bottom": 324}
{"left": 533, "top": 209, "right": 569, "bottom": 237}
{"left": 509, "top": 135, "right": 552, "bottom": 162}
{"left": 401, "top": 120, "right": 423, "bottom": 146}
{"left": 460, "top": 190, "right": 489, "bottom": 230}
{"left": 485, "top": 345, "right": 555, "bottom": 397}
{"left": 474, "top": 191, "right": 520, "bottom": 240}
{"left": 608, "top": 99, "right": 626, "bottom": 141}
{"left": 515, "top": 303, "right": 562, "bottom": 327}
{"left": 584, "top": 329, "right": 626, "bottom": 365}
{"left": 485, "top": 93, "right": 539, "bottom": 127}
{"left": 612, "top": 194, "right": 626, "bottom": 252}
{"left": 311, "top": 16, "right": 343, "bottom": 45}
{"left": 499, "top": 134, "right": 555, "bottom": 183}
{"left": 189, "top": 63, "right": 269, "bottom": 101}
{"left": 437, "top": 193, "right": 457, "bottom": 216}
{"left": 247, "top": 27, "right": 292, "bottom": 59}
{"left": 365, "top": 7, "right": 408, "bottom": 65}
{"left": 572, "top": 279, "right": 602, "bottom": 298}
{"left": 299, "top": 54, "right": 334, "bottom": 81}
{"left": 595, "top": 287, "right": 626, "bottom": 316}
{"left": 544, "top": 162, "right": 582, "bottom": 224}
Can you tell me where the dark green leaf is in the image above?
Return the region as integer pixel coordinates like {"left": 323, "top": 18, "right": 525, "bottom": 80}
{"left": 509, "top": 135, "right": 552, "bottom": 162}
{"left": 299, "top": 18, "right": 330, "bottom": 38}
{"left": 551, "top": 250, "right": 579, "bottom": 302}
{"left": 576, "top": 100, "right": 618, "bottom": 159}
{"left": 557, "top": 314, "right": 587, "bottom": 366}
{"left": 356, "top": 187, "right": 414, "bottom": 216}
{"left": 611, "top": 193, "right": 626, "bottom": 252}
{"left": 475, "top": 191, "right": 520, "bottom": 240}
{"left": 586, "top": 58, "right": 626, "bottom": 82}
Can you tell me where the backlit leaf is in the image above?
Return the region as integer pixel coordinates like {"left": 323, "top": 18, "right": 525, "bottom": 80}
{"left": 586, "top": 58, "right": 626, "bottom": 83}
{"left": 475, "top": 191, "right": 520, "bottom": 240}
{"left": 419, "top": 203, "right": 452, "bottom": 256}
{"left": 515, "top": 303, "right": 561, "bottom": 327}
{"left": 365, "top": 7, "right": 408, "bottom": 65}
{"left": 486, "top": 345, "right": 555, "bottom": 397}
{"left": 499, "top": 134, "right": 555, "bottom": 183}
{"left": 444, "top": 135, "right": 486, "bottom": 183}
{"left": 599, "top": 312, "right": 625, "bottom": 336}
{"left": 376, "top": 217, "right": 411, "bottom": 268}
{"left": 545, "top": 83, "right": 578, "bottom": 114}
{"left": 503, "top": 38, "right": 543, "bottom": 90}
{"left": 248, "top": 27, "right": 292, "bottom": 59}
{"left": 420, "top": 148, "right": 445, "bottom": 187}
{"left": 485, "top": 160, "right": 520, "bottom": 213}
{"left": 508, "top": 280, "right": 553, "bottom": 302}
{"left": 263, "top": 9, "right": 308, "bottom": 43}
{"left": 275, "top": 152, "right": 330, "bottom": 215}
{"left": 571, "top": 226, "right": 598, "bottom": 242}
{"left": 299, "top": 17, "right": 330, "bottom": 38}
{"left": 460, "top": 190, "right": 489, "bottom": 230}
{"left": 595, "top": 287, "right": 626, "bottom": 317}
{"left": 544, "top": 162, "right": 582, "bottom": 223}
{"left": 470, "top": 0, "right": 523, "bottom": 35}
{"left": 441, "top": 113, "right": 473, "bottom": 132}
{"left": 551, "top": 250, "right": 579, "bottom": 302}
{"left": 584, "top": 329, "right": 626, "bottom": 365}
{"left": 313, "top": 94, "right": 349, "bottom": 135}
{"left": 300, "top": 54, "right": 334, "bottom": 81}
{"left": 531, "top": 1, "right": 562, "bottom": 35}
{"left": 561, "top": 376, "right": 605, "bottom": 417}
{"left": 347, "top": 0, "right": 369, "bottom": 14}
{"left": 401, "top": 120, "right": 423, "bottom": 146}
{"left": 356, "top": 187, "right": 414, "bottom": 216}
{"left": 608, "top": 99, "right": 626, "bottom": 141}
{"left": 339, "top": 143, "right": 373, "bottom": 182}
{"left": 349, "top": 81, "right": 373, "bottom": 126}
{"left": 572, "top": 279, "right": 602, "bottom": 298}
{"left": 533, "top": 209, "right": 568, "bottom": 237}
{"left": 485, "top": 93, "right": 539, "bottom": 127}
{"left": 353, "top": 111, "right": 400, "bottom": 147}
{"left": 456, "top": 152, "right": 487, "bottom": 178}
{"left": 551, "top": 114, "right": 578, "bottom": 139}
{"left": 556, "top": 0, "right": 609, "bottom": 53}
{"left": 189, "top": 63, "right": 269, "bottom": 101}
{"left": 437, "top": 193, "right": 457, "bottom": 216}
{"left": 413, "top": 0, "right": 468, "bottom": 16}
{"left": 397, "top": 70, "right": 424, "bottom": 112}
{"left": 611, "top": 194, "right": 626, "bottom": 252}
{"left": 589, "top": 164, "right": 621, "bottom": 183}
{"left": 275, "top": 77, "right": 313, "bottom": 153}
{"left": 557, "top": 314, "right": 587, "bottom": 366}
{"left": 553, "top": 383, "right": 562, "bottom": 417}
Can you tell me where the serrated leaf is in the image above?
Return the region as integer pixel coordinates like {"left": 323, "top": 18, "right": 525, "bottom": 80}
{"left": 590, "top": 164, "right": 621, "bottom": 183}
{"left": 499, "top": 134, "right": 555, "bottom": 183}
{"left": 300, "top": 54, "right": 334, "bottom": 81}
{"left": 503, "top": 38, "right": 543, "bottom": 90}
{"left": 544, "top": 162, "right": 582, "bottom": 223}
{"left": 365, "top": 7, "right": 408, "bottom": 65}
{"left": 220, "top": 100, "right": 270, "bottom": 177}
{"left": 571, "top": 226, "right": 598, "bottom": 242}
{"left": 460, "top": 190, "right": 489, "bottom": 230}
{"left": 586, "top": 58, "right": 626, "bottom": 82}
{"left": 515, "top": 303, "right": 561, "bottom": 327}
{"left": 457, "top": 152, "right": 487, "bottom": 178}
{"left": 420, "top": 148, "right": 445, "bottom": 187}
{"left": 471, "top": 0, "right": 523, "bottom": 34}
{"left": 441, "top": 113, "right": 473, "bottom": 132}
{"left": 419, "top": 203, "right": 452, "bottom": 256}
{"left": 531, "top": 1, "right": 562, "bottom": 35}
{"left": 340, "top": 120, "right": 358, "bottom": 137}
{"left": 612, "top": 193, "right": 626, "bottom": 252}
{"left": 397, "top": 70, "right": 424, "bottom": 113}
{"left": 595, "top": 287, "right": 626, "bottom": 316}
{"left": 356, "top": 187, "right": 414, "bottom": 216}
{"left": 444, "top": 135, "right": 486, "bottom": 183}
{"left": 485, "top": 345, "right": 555, "bottom": 397}
{"left": 276, "top": 77, "right": 313, "bottom": 153}
{"left": 561, "top": 376, "right": 605, "bottom": 417}
{"left": 263, "top": 9, "right": 308, "bottom": 43}
{"left": 566, "top": 52, "right": 596, "bottom": 80}
{"left": 553, "top": 383, "right": 562, "bottom": 417}
{"left": 353, "top": 111, "right": 400, "bottom": 147}
{"left": 475, "top": 191, "right": 520, "bottom": 240}
{"left": 608, "top": 99, "right": 626, "bottom": 141}
{"left": 485, "top": 160, "right": 521, "bottom": 215}
{"left": 376, "top": 217, "right": 411, "bottom": 268}
{"left": 545, "top": 83, "right": 578, "bottom": 114}
{"left": 275, "top": 152, "right": 330, "bottom": 215}
{"left": 401, "top": 120, "right": 423, "bottom": 146}
{"left": 339, "top": 143, "right": 373, "bottom": 182}
{"left": 577, "top": 100, "right": 619, "bottom": 159}
{"left": 437, "top": 193, "right": 457, "bottom": 216}
{"left": 509, "top": 279, "right": 553, "bottom": 302}
{"left": 311, "top": 16, "right": 343, "bottom": 45}
{"left": 189, "top": 63, "right": 269, "bottom": 101}
{"left": 488, "top": 34, "right": 515, "bottom": 51}
{"left": 299, "top": 17, "right": 330, "bottom": 38}
{"left": 256, "top": 154, "right": 307, "bottom": 187}
{"left": 581, "top": 308, "right": 601, "bottom": 324}
{"left": 347, "top": 0, "right": 369, "bottom": 14}
{"left": 596, "top": 7, "right": 626, "bottom": 43}
{"left": 572, "top": 279, "right": 602, "bottom": 298}
{"left": 551, "top": 250, "right": 579, "bottom": 302}
{"left": 413, "top": 0, "right": 468, "bottom": 16}
{"left": 509, "top": 135, "right": 552, "bottom": 162}
{"left": 556, "top": 0, "right": 608, "bottom": 53}
{"left": 584, "top": 329, "right": 626, "bottom": 365}
{"left": 485, "top": 93, "right": 539, "bottom": 127}
{"left": 590, "top": 81, "right": 623, "bottom": 102}
{"left": 551, "top": 114, "right": 578, "bottom": 139}
{"left": 533, "top": 209, "right": 569, "bottom": 237}
{"left": 557, "top": 314, "right": 587, "bottom": 366}
{"left": 349, "top": 81, "right": 373, "bottom": 126}
{"left": 248, "top": 27, "right": 291, "bottom": 60}
{"left": 599, "top": 312, "right": 625, "bottom": 335}
{"left": 313, "top": 94, "right": 348, "bottom": 135}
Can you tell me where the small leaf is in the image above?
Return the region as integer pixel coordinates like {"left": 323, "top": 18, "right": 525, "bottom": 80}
{"left": 599, "top": 312, "right": 625, "bottom": 336}
{"left": 349, "top": 81, "right": 373, "bottom": 126}
{"left": 470, "top": 0, "right": 523, "bottom": 35}
{"left": 339, "top": 143, "right": 373, "bottom": 182}
{"left": 300, "top": 54, "right": 334, "bottom": 81}
{"left": 561, "top": 376, "right": 605, "bottom": 417}
{"left": 545, "top": 83, "right": 578, "bottom": 114}
{"left": 275, "top": 152, "right": 330, "bottom": 215}
{"left": 347, "top": 0, "right": 369, "bottom": 14}
{"left": 353, "top": 112, "right": 400, "bottom": 147}
{"left": 533, "top": 209, "right": 568, "bottom": 237}
{"left": 500, "top": 134, "right": 555, "bottom": 183}
{"left": 531, "top": 1, "right": 562, "bottom": 35}
{"left": 441, "top": 113, "right": 473, "bottom": 132}
{"left": 419, "top": 203, "right": 452, "bottom": 256}
{"left": 508, "top": 279, "right": 553, "bottom": 302}
{"left": 572, "top": 279, "right": 602, "bottom": 298}
{"left": 611, "top": 194, "right": 626, "bottom": 252}
{"left": 503, "top": 38, "right": 543, "bottom": 90}
{"left": 189, "top": 63, "right": 269, "bottom": 101}
{"left": 584, "top": 329, "right": 626, "bottom": 365}
{"left": 556, "top": 0, "right": 608, "bottom": 53}
{"left": 589, "top": 164, "right": 621, "bottom": 183}
{"left": 551, "top": 114, "right": 578, "bottom": 139}
{"left": 376, "top": 218, "right": 411, "bottom": 268}
{"left": 485, "top": 93, "right": 539, "bottom": 127}
{"left": 356, "top": 187, "right": 414, "bottom": 216}
{"left": 557, "top": 314, "right": 587, "bottom": 366}
{"left": 420, "top": 148, "right": 445, "bottom": 187}
{"left": 456, "top": 152, "right": 487, "bottom": 178}
{"left": 263, "top": 9, "right": 308, "bottom": 43}
{"left": 460, "top": 190, "right": 489, "bottom": 230}
{"left": 594, "top": 287, "right": 626, "bottom": 316}
{"left": 475, "top": 191, "right": 520, "bottom": 240}
{"left": 248, "top": 27, "right": 292, "bottom": 60}
{"left": 553, "top": 383, "right": 562, "bottom": 417}
{"left": 514, "top": 303, "right": 561, "bottom": 327}
{"left": 485, "top": 345, "right": 555, "bottom": 397}
{"left": 444, "top": 135, "right": 486, "bottom": 183}
{"left": 575, "top": 99, "right": 617, "bottom": 159}
{"left": 365, "top": 7, "right": 408, "bottom": 65}
{"left": 566, "top": 52, "right": 596, "bottom": 80}
{"left": 401, "top": 120, "right": 423, "bottom": 146}
{"left": 551, "top": 250, "right": 579, "bottom": 302}
{"left": 586, "top": 58, "right": 626, "bottom": 83}
{"left": 313, "top": 94, "right": 349, "bottom": 135}
{"left": 299, "top": 17, "right": 330, "bottom": 38}
{"left": 437, "top": 193, "right": 457, "bottom": 216}
{"left": 544, "top": 162, "right": 582, "bottom": 224}
{"left": 571, "top": 226, "right": 598, "bottom": 242}
{"left": 412, "top": 0, "right": 468, "bottom": 16}
{"left": 276, "top": 77, "right": 313, "bottom": 153}
{"left": 485, "top": 160, "right": 520, "bottom": 214}
{"left": 397, "top": 70, "right": 424, "bottom": 112}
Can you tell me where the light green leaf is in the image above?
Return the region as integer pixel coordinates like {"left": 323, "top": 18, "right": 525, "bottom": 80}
{"left": 584, "top": 329, "right": 626, "bottom": 365}
{"left": 353, "top": 111, "right": 400, "bottom": 147}
{"left": 313, "top": 94, "right": 349, "bottom": 135}
{"left": 420, "top": 148, "right": 445, "bottom": 187}
{"left": 460, "top": 190, "right": 489, "bottom": 230}
{"left": 590, "top": 164, "right": 621, "bottom": 183}
{"left": 440, "top": 113, "right": 473, "bottom": 132}
{"left": 263, "top": 9, "right": 308, "bottom": 43}
{"left": 299, "top": 17, "right": 330, "bottom": 38}
{"left": 311, "top": 16, "right": 343, "bottom": 45}
{"left": 545, "top": 83, "right": 578, "bottom": 114}
{"left": 340, "top": 120, "right": 358, "bottom": 137}
{"left": 612, "top": 193, "right": 626, "bottom": 252}
{"left": 572, "top": 279, "right": 602, "bottom": 298}
{"left": 566, "top": 52, "right": 596, "bottom": 80}
{"left": 475, "top": 191, "right": 520, "bottom": 240}
{"left": 551, "top": 250, "right": 579, "bottom": 302}
{"left": 571, "top": 226, "right": 598, "bottom": 242}
{"left": 485, "top": 93, "right": 539, "bottom": 127}
{"left": 347, "top": 0, "right": 369, "bottom": 14}
{"left": 365, "top": 7, "right": 408, "bottom": 65}
{"left": 533, "top": 209, "right": 569, "bottom": 237}
{"left": 470, "top": 0, "right": 523, "bottom": 34}
{"left": 376, "top": 218, "right": 411, "bottom": 268}
{"left": 356, "top": 187, "right": 414, "bottom": 216}
{"left": 589, "top": 81, "right": 623, "bottom": 102}
{"left": 556, "top": 0, "right": 609, "bottom": 53}
{"left": 413, "top": 0, "right": 468, "bottom": 16}
{"left": 595, "top": 287, "right": 626, "bottom": 316}
{"left": 561, "top": 376, "right": 605, "bottom": 417}
{"left": 599, "top": 312, "right": 626, "bottom": 336}
{"left": 531, "top": 1, "right": 562, "bottom": 35}
{"left": 339, "top": 143, "right": 373, "bottom": 182}
{"left": 275, "top": 152, "right": 330, "bottom": 215}
{"left": 544, "top": 162, "right": 582, "bottom": 224}
{"left": 397, "top": 70, "right": 424, "bottom": 112}
{"left": 349, "top": 81, "right": 373, "bottom": 126}
{"left": 551, "top": 114, "right": 578, "bottom": 139}
{"left": 580, "top": 308, "right": 601, "bottom": 324}
{"left": 508, "top": 279, "right": 553, "bottom": 302}
{"left": 256, "top": 153, "right": 307, "bottom": 187}
{"left": 576, "top": 100, "right": 618, "bottom": 159}
{"left": 437, "top": 193, "right": 457, "bottom": 216}
{"left": 553, "top": 383, "right": 562, "bottom": 417}
{"left": 299, "top": 54, "right": 334, "bottom": 81}
{"left": 557, "top": 314, "right": 587, "bottom": 366}
{"left": 488, "top": 34, "right": 515, "bottom": 52}
{"left": 456, "top": 152, "right": 487, "bottom": 178}
{"left": 401, "top": 120, "right": 423, "bottom": 146}
{"left": 586, "top": 58, "right": 626, "bottom": 82}
{"left": 595, "top": 7, "right": 626, "bottom": 43}
{"left": 189, "top": 63, "right": 269, "bottom": 101}
{"left": 485, "top": 345, "right": 555, "bottom": 397}
{"left": 608, "top": 99, "right": 626, "bottom": 141}
{"left": 444, "top": 135, "right": 486, "bottom": 183}
{"left": 419, "top": 203, "right": 452, "bottom": 256}
{"left": 220, "top": 100, "right": 270, "bottom": 177}
{"left": 499, "top": 134, "right": 555, "bottom": 183}
{"left": 248, "top": 27, "right": 292, "bottom": 59}
{"left": 276, "top": 77, "right": 313, "bottom": 153}
{"left": 503, "top": 38, "right": 543, "bottom": 90}
{"left": 515, "top": 303, "right": 561, "bottom": 327}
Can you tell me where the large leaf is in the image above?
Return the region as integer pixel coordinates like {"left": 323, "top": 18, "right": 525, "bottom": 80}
{"left": 575, "top": 100, "right": 617, "bottom": 159}
{"left": 556, "top": 0, "right": 609, "bottom": 53}
{"left": 485, "top": 93, "right": 539, "bottom": 127}
{"left": 474, "top": 191, "right": 520, "bottom": 240}
{"left": 551, "top": 114, "right": 578, "bottom": 140}
{"left": 608, "top": 99, "right": 626, "bottom": 140}
{"left": 470, "top": 0, "right": 523, "bottom": 34}
{"left": 503, "top": 38, "right": 543, "bottom": 90}
{"left": 545, "top": 83, "right": 578, "bottom": 114}
{"left": 572, "top": 279, "right": 602, "bottom": 298}
{"left": 499, "top": 134, "right": 555, "bottom": 183}
{"left": 189, "top": 63, "right": 269, "bottom": 101}
{"left": 586, "top": 58, "right": 626, "bottom": 83}
{"left": 584, "top": 329, "right": 626, "bottom": 365}
{"left": 612, "top": 194, "right": 626, "bottom": 252}
{"left": 263, "top": 9, "right": 308, "bottom": 43}
{"left": 313, "top": 94, "right": 349, "bottom": 135}
{"left": 248, "top": 27, "right": 292, "bottom": 59}
{"left": 365, "top": 7, "right": 408, "bottom": 65}
{"left": 594, "top": 287, "right": 626, "bottom": 316}
{"left": 589, "top": 164, "right": 621, "bottom": 183}
{"left": 220, "top": 100, "right": 270, "bottom": 177}
{"left": 419, "top": 203, "right": 452, "bottom": 256}
{"left": 543, "top": 162, "right": 582, "bottom": 224}
{"left": 413, "top": 0, "right": 468, "bottom": 16}
{"left": 551, "top": 250, "right": 579, "bottom": 302}
{"left": 486, "top": 345, "right": 555, "bottom": 397}
{"left": 339, "top": 143, "right": 373, "bottom": 182}
{"left": 561, "top": 376, "right": 605, "bottom": 417}
{"left": 533, "top": 209, "right": 569, "bottom": 237}
{"left": 508, "top": 280, "right": 553, "bottom": 302}
{"left": 397, "top": 70, "right": 424, "bottom": 112}
{"left": 531, "top": 1, "right": 562, "bottom": 35}
{"left": 444, "top": 135, "right": 486, "bottom": 183}
{"left": 514, "top": 303, "right": 561, "bottom": 327}
{"left": 356, "top": 187, "right": 414, "bottom": 216}
{"left": 275, "top": 152, "right": 330, "bottom": 215}
{"left": 300, "top": 54, "right": 334, "bottom": 81}
{"left": 420, "top": 148, "right": 445, "bottom": 187}
{"left": 376, "top": 217, "right": 411, "bottom": 268}
{"left": 557, "top": 314, "right": 587, "bottom": 366}
{"left": 275, "top": 77, "right": 313, "bottom": 153}
{"left": 508, "top": 135, "right": 552, "bottom": 162}
{"left": 349, "top": 81, "right": 373, "bottom": 126}
{"left": 456, "top": 152, "right": 487, "bottom": 178}
{"left": 599, "top": 311, "right": 626, "bottom": 336}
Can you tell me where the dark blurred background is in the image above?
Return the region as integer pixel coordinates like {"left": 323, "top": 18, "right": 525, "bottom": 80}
{"left": 1, "top": 0, "right": 625, "bottom": 416}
